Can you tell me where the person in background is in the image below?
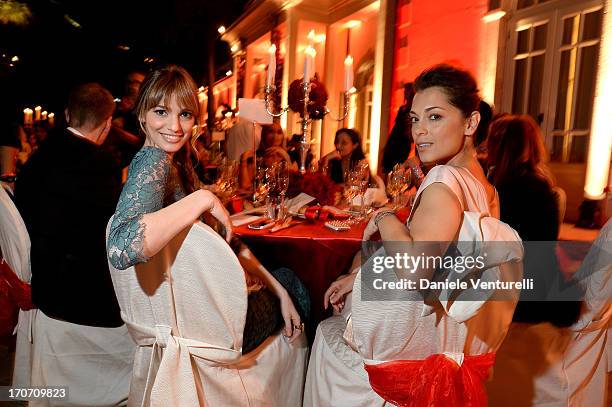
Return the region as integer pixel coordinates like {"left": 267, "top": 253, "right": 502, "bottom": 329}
{"left": 381, "top": 82, "right": 415, "bottom": 175}
{"left": 14, "top": 83, "right": 133, "bottom": 406}
{"left": 474, "top": 100, "right": 493, "bottom": 171}
{"left": 103, "top": 69, "right": 146, "bottom": 178}
{"left": 487, "top": 114, "right": 580, "bottom": 326}
{"left": 320, "top": 128, "right": 367, "bottom": 184}
{"left": 239, "top": 123, "right": 297, "bottom": 190}
{"left": 287, "top": 133, "right": 314, "bottom": 170}
{"left": 0, "top": 118, "right": 21, "bottom": 197}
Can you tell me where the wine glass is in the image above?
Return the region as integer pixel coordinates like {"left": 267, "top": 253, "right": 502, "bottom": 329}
{"left": 345, "top": 169, "right": 363, "bottom": 223}
{"left": 276, "top": 160, "right": 289, "bottom": 198}
{"left": 356, "top": 162, "right": 370, "bottom": 220}
{"left": 387, "top": 164, "right": 412, "bottom": 209}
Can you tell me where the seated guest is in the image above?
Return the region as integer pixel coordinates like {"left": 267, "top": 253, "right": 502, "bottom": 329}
{"left": 487, "top": 114, "right": 580, "bottom": 326}
{"left": 320, "top": 128, "right": 367, "bottom": 184}
{"left": 0, "top": 117, "right": 21, "bottom": 197}
{"left": 306, "top": 64, "right": 523, "bottom": 406}
{"left": 381, "top": 83, "right": 415, "bottom": 175}
{"left": 474, "top": 100, "right": 493, "bottom": 171}
{"left": 256, "top": 123, "right": 297, "bottom": 170}
{"left": 239, "top": 123, "right": 296, "bottom": 189}
{"left": 14, "top": 83, "right": 134, "bottom": 406}
{"left": 106, "top": 66, "right": 309, "bottom": 404}
{"left": 287, "top": 133, "right": 314, "bottom": 170}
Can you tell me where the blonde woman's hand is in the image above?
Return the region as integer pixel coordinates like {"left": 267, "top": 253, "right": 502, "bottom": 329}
{"left": 201, "top": 189, "right": 233, "bottom": 242}
{"left": 279, "top": 291, "right": 303, "bottom": 343}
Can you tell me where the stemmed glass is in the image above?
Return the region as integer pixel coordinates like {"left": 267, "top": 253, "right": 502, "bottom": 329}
{"left": 356, "top": 162, "right": 370, "bottom": 221}
{"left": 253, "top": 166, "right": 269, "bottom": 206}
{"left": 215, "top": 159, "right": 238, "bottom": 201}
{"left": 343, "top": 170, "right": 360, "bottom": 224}
{"left": 276, "top": 161, "right": 289, "bottom": 199}
{"left": 387, "top": 164, "right": 412, "bottom": 209}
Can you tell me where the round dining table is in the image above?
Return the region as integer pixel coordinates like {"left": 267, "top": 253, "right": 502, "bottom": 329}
{"left": 234, "top": 219, "right": 367, "bottom": 334}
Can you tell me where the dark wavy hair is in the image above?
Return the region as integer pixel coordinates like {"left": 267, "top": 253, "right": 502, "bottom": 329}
{"left": 134, "top": 65, "right": 200, "bottom": 195}
{"left": 414, "top": 64, "right": 481, "bottom": 120}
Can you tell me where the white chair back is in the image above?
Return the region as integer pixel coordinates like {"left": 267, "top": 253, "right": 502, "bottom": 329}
{"left": 108, "top": 219, "right": 249, "bottom": 406}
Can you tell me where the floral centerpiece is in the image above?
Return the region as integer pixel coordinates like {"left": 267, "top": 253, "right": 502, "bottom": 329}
{"left": 287, "top": 170, "right": 340, "bottom": 206}
{"left": 288, "top": 75, "right": 329, "bottom": 120}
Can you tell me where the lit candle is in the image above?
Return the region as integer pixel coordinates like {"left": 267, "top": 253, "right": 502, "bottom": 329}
{"left": 42, "top": 110, "right": 48, "bottom": 120}
{"left": 304, "top": 46, "right": 316, "bottom": 83}
{"left": 48, "top": 112, "right": 55, "bottom": 127}
{"left": 23, "top": 108, "right": 33, "bottom": 125}
{"left": 344, "top": 55, "right": 354, "bottom": 92}
{"left": 34, "top": 106, "right": 41, "bottom": 121}
{"left": 307, "top": 30, "right": 315, "bottom": 48}
{"left": 266, "top": 44, "right": 276, "bottom": 88}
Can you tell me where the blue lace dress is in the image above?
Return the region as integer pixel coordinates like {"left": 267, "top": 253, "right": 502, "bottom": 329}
{"left": 107, "top": 146, "right": 309, "bottom": 353}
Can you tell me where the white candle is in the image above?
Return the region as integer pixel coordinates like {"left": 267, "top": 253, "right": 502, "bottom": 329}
{"left": 42, "top": 110, "right": 48, "bottom": 120}
{"left": 34, "top": 106, "right": 41, "bottom": 121}
{"left": 304, "top": 46, "right": 316, "bottom": 82}
{"left": 307, "top": 30, "right": 315, "bottom": 48}
{"left": 48, "top": 112, "right": 55, "bottom": 127}
{"left": 343, "top": 55, "right": 354, "bottom": 92}
{"left": 23, "top": 108, "right": 33, "bottom": 125}
{"left": 266, "top": 44, "right": 276, "bottom": 88}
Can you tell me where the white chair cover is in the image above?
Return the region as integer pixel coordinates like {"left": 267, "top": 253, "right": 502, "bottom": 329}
{"left": 487, "top": 219, "right": 611, "bottom": 406}
{"left": 108, "top": 220, "right": 308, "bottom": 407}
{"left": 0, "top": 186, "right": 34, "bottom": 388}
{"left": 305, "top": 165, "right": 523, "bottom": 406}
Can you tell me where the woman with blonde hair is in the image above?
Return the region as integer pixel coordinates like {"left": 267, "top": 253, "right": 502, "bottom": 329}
{"left": 107, "top": 65, "right": 309, "bottom": 404}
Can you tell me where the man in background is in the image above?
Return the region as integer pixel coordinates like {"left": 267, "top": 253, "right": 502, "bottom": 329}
{"left": 15, "top": 83, "right": 133, "bottom": 406}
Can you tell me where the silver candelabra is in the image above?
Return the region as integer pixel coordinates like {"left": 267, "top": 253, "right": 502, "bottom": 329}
{"left": 264, "top": 81, "right": 352, "bottom": 174}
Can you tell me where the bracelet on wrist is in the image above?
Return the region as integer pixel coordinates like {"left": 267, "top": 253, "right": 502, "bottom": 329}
{"left": 374, "top": 209, "right": 396, "bottom": 228}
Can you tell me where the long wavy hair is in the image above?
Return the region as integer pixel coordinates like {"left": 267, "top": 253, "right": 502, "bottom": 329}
{"left": 134, "top": 65, "right": 200, "bottom": 194}
{"left": 486, "top": 114, "right": 553, "bottom": 186}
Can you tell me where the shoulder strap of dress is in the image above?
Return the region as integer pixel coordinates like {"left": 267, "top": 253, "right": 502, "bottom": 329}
{"left": 408, "top": 166, "right": 466, "bottom": 223}
{"left": 452, "top": 167, "right": 491, "bottom": 214}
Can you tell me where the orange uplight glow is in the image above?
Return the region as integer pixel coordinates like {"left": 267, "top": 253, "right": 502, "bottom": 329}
{"left": 584, "top": 3, "right": 612, "bottom": 199}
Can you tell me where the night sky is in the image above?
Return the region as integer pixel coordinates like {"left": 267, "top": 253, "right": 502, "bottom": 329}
{"left": 1, "top": 0, "right": 248, "bottom": 121}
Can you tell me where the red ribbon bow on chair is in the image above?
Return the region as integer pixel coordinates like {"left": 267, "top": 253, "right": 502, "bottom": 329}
{"left": 0, "top": 258, "right": 34, "bottom": 311}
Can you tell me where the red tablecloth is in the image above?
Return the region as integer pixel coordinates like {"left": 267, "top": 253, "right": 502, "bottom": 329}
{"left": 235, "top": 220, "right": 366, "bottom": 327}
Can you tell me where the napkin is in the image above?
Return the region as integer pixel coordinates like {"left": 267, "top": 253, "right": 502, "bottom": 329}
{"left": 230, "top": 213, "right": 263, "bottom": 227}
{"left": 285, "top": 193, "right": 316, "bottom": 214}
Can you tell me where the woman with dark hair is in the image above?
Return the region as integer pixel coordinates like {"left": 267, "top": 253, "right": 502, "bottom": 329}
{"left": 487, "top": 114, "right": 579, "bottom": 326}
{"left": 306, "top": 64, "right": 523, "bottom": 406}
{"left": 381, "top": 83, "right": 415, "bottom": 174}
{"left": 320, "top": 128, "right": 367, "bottom": 183}
{"left": 487, "top": 114, "right": 557, "bottom": 240}
{"left": 106, "top": 66, "right": 309, "bottom": 402}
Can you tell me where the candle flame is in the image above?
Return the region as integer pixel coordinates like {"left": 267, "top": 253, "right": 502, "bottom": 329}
{"left": 305, "top": 46, "right": 317, "bottom": 57}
